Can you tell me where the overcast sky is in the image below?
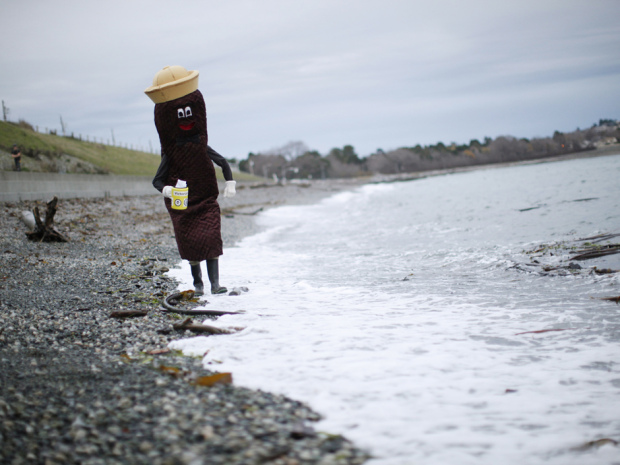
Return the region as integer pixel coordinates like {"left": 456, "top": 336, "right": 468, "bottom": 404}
{"left": 2, "top": 0, "right": 619, "bottom": 159}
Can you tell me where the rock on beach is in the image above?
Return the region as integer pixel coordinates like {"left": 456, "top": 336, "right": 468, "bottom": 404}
{"left": 0, "top": 180, "right": 369, "bottom": 465}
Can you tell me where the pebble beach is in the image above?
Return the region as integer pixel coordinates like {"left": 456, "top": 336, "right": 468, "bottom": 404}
{"left": 0, "top": 179, "right": 369, "bottom": 465}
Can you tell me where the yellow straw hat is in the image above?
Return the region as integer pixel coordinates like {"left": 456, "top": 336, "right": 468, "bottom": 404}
{"left": 144, "top": 65, "right": 199, "bottom": 104}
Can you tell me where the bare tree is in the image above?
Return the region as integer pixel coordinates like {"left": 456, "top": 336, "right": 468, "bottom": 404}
{"left": 262, "top": 141, "right": 310, "bottom": 161}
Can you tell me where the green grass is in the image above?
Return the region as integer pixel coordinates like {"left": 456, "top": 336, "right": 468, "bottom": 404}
{"left": 0, "top": 120, "right": 263, "bottom": 181}
{"left": 0, "top": 120, "right": 58, "bottom": 154}
{"left": 0, "top": 120, "right": 161, "bottom": 175}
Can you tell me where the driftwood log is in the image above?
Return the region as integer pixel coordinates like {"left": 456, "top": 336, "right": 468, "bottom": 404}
{"left": 570, "top": 245, "right": 620, "bottom": 261}
{"left": 515, "top": 328, "right": 569, "bottom": 335}
{"left": 579, "top": 233, "right": 620, "bottom": 243}
{"left": 109, "top": 310, "right": 148, "bottom": 319}
{"left": 25, "top": 196, "right": 69, "bottom": 242}
{"left": 172, "top": 317, "right": 235, "bottom": 335}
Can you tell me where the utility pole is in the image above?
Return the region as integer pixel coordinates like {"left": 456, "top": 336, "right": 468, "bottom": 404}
{"left": 111, "top": 128, "right": 116, "bottom": 146}
{"left": 2, "top": 100, "right": 9, "bottom": 121}
{"left": 59, "top": 115, "right": 67, "bottom": 135}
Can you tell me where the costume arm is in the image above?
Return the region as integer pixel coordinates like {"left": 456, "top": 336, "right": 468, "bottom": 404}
{"left": 207, "top": 145, "right": 233, "bottom": 181}
{"left": 152, "top": 152, "right": 170, "bottom": 192}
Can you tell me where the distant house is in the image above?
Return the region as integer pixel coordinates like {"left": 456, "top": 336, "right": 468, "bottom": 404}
{"left": 595, "top": 137, "right": 618, "bottom": 147}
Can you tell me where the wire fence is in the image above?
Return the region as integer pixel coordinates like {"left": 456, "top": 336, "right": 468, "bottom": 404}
{"left": 35, "top": 125, "right": 160, "bottom": 155}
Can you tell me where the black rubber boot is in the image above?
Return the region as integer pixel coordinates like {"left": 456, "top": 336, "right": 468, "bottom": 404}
{"left": 190, "top": 262, "right": 204, "bottom": 296}
{"left": 206, "top": 259, "right": 227, "bottom": 294}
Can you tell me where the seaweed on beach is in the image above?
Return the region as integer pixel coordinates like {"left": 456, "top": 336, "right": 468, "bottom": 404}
{"left": 514, "top": 232, "right": 620, "bottom": 276}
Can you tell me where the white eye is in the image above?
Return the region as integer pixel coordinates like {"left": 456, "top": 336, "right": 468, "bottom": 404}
{"left": 185, "top": 106, "right": 192, "bottom": 117}
{"left": 177, "top": 108, "right": 185, "bottom": 118}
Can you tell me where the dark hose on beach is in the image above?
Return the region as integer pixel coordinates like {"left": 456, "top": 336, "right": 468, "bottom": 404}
{"left": 162, "top": 292, "right": 244, "bottom": 316}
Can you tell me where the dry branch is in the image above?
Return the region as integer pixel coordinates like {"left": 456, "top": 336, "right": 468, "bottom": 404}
{"left": 578, "top": 233, "right": 620, "bottom": 243}
{"left": 515, "top": 328, "right": 569, "bottom": 335}
{"left": 172, "top": 318, "right": 235, "bottom": 335}
{"left": 109, "top": 310, "right": 148, "bottom": 318}
{"left": 221, "top": 206, "right": 264, "bottom": 216}
{"left": 25, "top": 196, "right": 69, "bottom": 242}
{"left": 570, "top": 245, "right": 620, "bottom": 261}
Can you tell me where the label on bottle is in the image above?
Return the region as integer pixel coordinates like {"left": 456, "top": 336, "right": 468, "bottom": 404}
{"left": 171, "top": 187, "right": 188, "bottom": 210}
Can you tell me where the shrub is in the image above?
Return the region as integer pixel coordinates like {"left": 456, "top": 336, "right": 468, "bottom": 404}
{"left": 17, "top": 119, "right": 35, "bottom": 131}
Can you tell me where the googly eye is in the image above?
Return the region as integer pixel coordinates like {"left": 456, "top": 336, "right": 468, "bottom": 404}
{"left": 177, "top": 108, "right": 185, "bottom": 118}
{"left": 185, "top": 106, "right": 192, "bottom": 117}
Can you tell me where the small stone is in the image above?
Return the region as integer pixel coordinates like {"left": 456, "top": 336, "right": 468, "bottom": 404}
{"left": 228, "top": 286, "right": 249, "bottom": 296}
{"left": 201, "top": 425, "right": 214, "bottom": 440}
{"left": 112, "top": 443, "right": 123, "bottom": 456}
{"left": 139, "top": 441, "right": 153, "bottom": 453}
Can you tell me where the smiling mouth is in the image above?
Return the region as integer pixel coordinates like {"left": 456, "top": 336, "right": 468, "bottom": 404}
{"left": 179, "top": 122, "right": 195, "bottom": 131}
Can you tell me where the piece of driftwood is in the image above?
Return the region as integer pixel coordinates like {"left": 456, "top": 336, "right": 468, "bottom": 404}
{"left": 598, "top": 296, "right": 620, "bottom": 304}
{"left": 572, "top": 438, "right": 618, "bottom": 451}
{"left": 109, "top": 310, "right": 148, "bottom": 318}
{"left": 146, "top": 347, "right": 171, "bottom": 355}
{"left": 570, "top": 244, "right": 620, "bottom": 261}
{"left": 579, "top": 233, "right": 620, "bottom": 243}
{"left": 25, "top": 196, "right": 69, "bottom": 242}
{"left": 172, "top": 317, "right": 234, "bottom": 335}
{"left": 220, "top": 206, "right": 264, "bottom": 216}
{"left": 515, "top": 328, "right": 569, "bottom": 335}
{"left": 162, "top": 292, "right": 244, "bottom": 316}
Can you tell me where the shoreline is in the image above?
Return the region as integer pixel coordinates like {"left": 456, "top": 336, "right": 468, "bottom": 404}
{"left": 365, "top": 144, "right": 620, "bottom": 184}
{"left": 220, "top": 178, "right": 366, "bottom": 248}
{"left": 3, "top": 144, "right": 618, "bottom": 204}
{"left": 222, "top": 145, "right": 618, "bottom": 250}
{"left": 0, "top": 180, "right": 369, "bottom": 465}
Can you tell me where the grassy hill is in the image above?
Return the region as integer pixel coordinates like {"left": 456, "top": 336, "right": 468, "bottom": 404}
{"left": 0, "top": 120, "right": 260, "bottom": 181}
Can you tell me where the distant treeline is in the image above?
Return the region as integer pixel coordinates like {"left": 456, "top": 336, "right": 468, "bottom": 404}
{"left": 239, "top": 119, "right": 620, "bottom": 180}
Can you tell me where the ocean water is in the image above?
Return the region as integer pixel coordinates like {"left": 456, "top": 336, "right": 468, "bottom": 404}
{"left": 169, "top": 154, "right": 620, "bottom": 465}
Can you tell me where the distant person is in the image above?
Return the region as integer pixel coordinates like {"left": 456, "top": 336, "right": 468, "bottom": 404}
{"left": 11, "top": 144, "right": 21, "bottom": 171}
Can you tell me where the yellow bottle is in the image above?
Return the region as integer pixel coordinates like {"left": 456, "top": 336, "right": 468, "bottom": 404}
{"left": 171, "top": 179, "right": 188, "bottom": 210}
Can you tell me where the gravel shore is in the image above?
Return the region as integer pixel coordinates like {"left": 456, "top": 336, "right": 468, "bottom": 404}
{"left": 0, "top": 179, "right": 369, "bottom": 465}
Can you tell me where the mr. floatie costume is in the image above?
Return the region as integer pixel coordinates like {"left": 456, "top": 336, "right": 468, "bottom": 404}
{"left": 145, "top": 65, "right": 236, "bottom": 296}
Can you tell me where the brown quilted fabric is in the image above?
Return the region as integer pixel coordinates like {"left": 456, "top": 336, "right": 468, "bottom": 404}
{"left": 154, "top": 90, "right": 222, "bottom": 261}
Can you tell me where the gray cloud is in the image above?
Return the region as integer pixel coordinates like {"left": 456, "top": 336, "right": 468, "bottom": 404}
{"left": 2, "top": 0, "right": 619, "bottom": 158}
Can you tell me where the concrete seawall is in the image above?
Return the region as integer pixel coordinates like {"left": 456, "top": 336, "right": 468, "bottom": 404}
{"left": 0, "top": 171, "right": 157, "bottom": 202}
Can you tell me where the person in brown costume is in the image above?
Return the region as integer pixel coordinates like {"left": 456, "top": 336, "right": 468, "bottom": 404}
{"left": 146, "top": 65, "right": 236, "bottom": 296}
